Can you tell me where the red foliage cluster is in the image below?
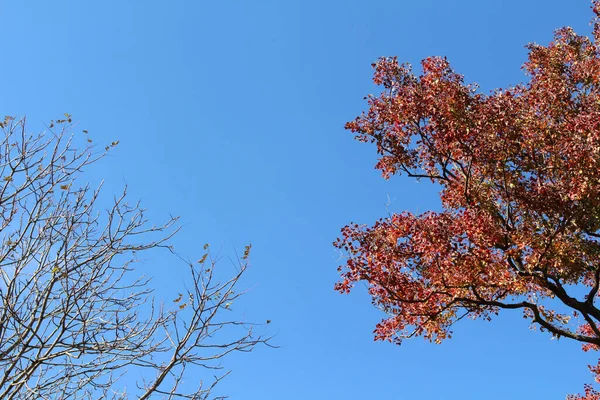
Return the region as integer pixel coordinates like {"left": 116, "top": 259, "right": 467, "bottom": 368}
{"left": 336, "top": 2, "right": 600, "bottom": 397}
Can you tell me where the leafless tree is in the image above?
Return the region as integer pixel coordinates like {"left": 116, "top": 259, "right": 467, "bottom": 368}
{"left": 0, "top": 115, "right": 269, "bottom": 399}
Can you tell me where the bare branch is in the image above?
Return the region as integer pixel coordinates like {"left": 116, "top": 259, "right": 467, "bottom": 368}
{"left": 0, "top": 117, "right": 271, "bottom": 399}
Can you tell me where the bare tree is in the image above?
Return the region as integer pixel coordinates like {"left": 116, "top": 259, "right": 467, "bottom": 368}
{"left": 0, "top": 115, "right": 269, "bottom": 399}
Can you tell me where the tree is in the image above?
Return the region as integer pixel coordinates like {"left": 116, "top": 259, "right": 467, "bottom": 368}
{"left": 335, "top": 2, "right": 600, "bottom": 398}
{"left": 0, "top": 115, "right": 269, "bottom": 399}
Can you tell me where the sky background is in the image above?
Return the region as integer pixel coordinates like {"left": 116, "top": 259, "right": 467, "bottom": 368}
{"left": 0, "top": 1, "right": 597, "bottom": 398}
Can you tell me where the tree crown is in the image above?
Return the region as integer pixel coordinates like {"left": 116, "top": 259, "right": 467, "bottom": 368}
{"left": 336, "top": 2, "right": 600, "bottom": 398}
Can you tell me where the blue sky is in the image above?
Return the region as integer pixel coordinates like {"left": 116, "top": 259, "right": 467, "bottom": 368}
{"left": 0, "top": 1, "right": 596, "bottom": 398}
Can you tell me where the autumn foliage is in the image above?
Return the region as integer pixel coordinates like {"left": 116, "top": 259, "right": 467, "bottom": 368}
{"left": 336, "top": 2, "right": 600, "bottom": 397}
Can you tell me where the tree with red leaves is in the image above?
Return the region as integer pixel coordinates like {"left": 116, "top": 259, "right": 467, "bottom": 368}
{"left": 336, "top": 2, "right": 600, "bottom": 398}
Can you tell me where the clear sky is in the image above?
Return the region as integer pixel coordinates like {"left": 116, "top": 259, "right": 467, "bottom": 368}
{"left": 0, "top": 1, "right": 596, "bottom": 398}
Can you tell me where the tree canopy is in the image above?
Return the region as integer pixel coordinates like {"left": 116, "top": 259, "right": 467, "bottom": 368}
{"left": 336, "top": 2, "right": 600, "bottom": 398}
